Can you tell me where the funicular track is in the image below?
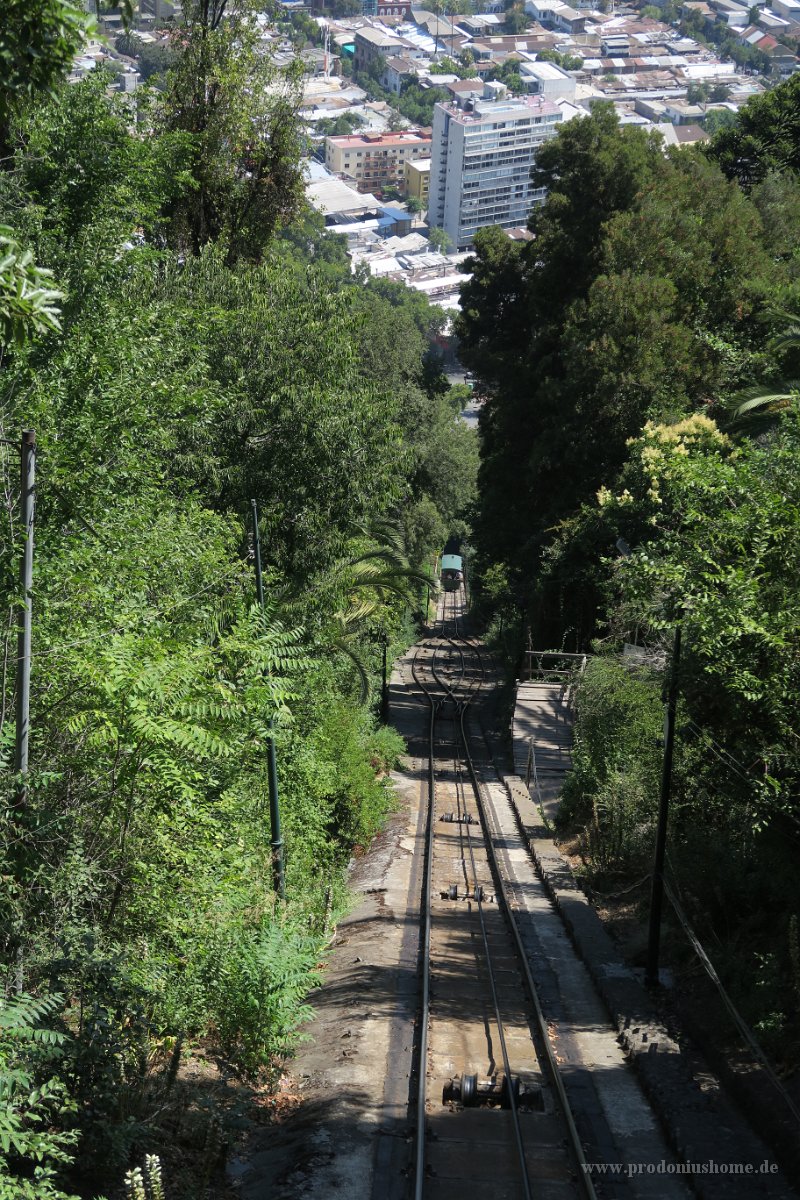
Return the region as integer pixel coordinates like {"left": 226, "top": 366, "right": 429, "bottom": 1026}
{"left": 407, "top": 586, "right": 596, "bottom": 1200}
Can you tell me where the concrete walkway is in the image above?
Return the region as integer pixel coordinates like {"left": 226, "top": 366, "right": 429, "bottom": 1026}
{"left": 512, "top": 681, "right": 574, "bottom": 826}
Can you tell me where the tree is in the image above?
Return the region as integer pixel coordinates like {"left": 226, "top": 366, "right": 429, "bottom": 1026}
{"left": 538, "top": 48, "right": 583, "bottom": 70}
{"left": 367, "top": 51, "right": 388, "bottom": 83}
{"left": 160, "top": 0, "right": 306, "bottom": 261}
{"left": 0, "top": 0, "right": 94, "bottom": 156}
{"left": 428, "top": 225, "right": 453, "bottom": 254}
{"left": 0, "top": 1, "right": 478, "bottom": 1187}
{"left": 505, "top": 6, "right": 529, "bottom": 33}
{"left": 706, "top": 73, "right": 800, "bottom": 188}
{"left": 687, "top": 81, "right": 710, "bottom": 105}
{"left": 11, "top": 72, "right": 193, "bottom": 261}
{"left": 315, "top": 111, "right": 366, "bottom": 136}
{"left": 457, "top": 106, "right": 779, "bottom": 635}
{"left": 716, "top": 314, "right": 800, "bottom": 432}
{"left": 116, "top": 32, "right": 176, "bottom": 82}
{"left": 704, "top": 107, "right": 737, "bottom": 135}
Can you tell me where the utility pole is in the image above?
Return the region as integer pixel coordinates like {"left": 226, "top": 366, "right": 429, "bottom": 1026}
{"left": 14, "top": 430, "right": 35, "bottom": 804}
{"left": 645, "top": 622, "right": 682, "bottom": 988}
{"left": 250, "top": 500, "right": 286, "bottom": 901}
{"left": 380, "top": 634, "right": 389, "bottom": 725}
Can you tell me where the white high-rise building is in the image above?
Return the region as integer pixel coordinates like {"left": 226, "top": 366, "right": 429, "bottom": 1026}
{"left": 428, "top": 90, "right": 563, "bottom": 250}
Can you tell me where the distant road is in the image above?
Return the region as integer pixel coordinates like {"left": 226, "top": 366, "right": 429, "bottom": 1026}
{"left": 446, "top": 369, "right": 481, "bottom": 429}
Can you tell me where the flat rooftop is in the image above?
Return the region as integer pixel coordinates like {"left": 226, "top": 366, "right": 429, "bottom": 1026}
{"left": 442, "top": 93, "right": 561, "bottom": 123}
{"left": 520, "top": 59, "right": 571, "bottom": 77}
{"left": 326, "top": 129, "right": 431, "bottom": 147}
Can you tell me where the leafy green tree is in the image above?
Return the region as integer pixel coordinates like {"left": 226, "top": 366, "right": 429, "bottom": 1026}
{"left": 687, "top": 81, "right": 710, "bottom": 105}
{"left": 549, "top": 406, "right": 800, "bottom": 1055}
{"left": 527, "top": 104, "right": 665, "bottom": 312}
{"left": 750, "top": 168, "right": 800, "bottom": 267}
{"left": 115, "top": 33, "right": 176, "bottom": 83}
{"left": 367, "top": 52, "right": 388, "bottom": 83}
{"left": 428, "top": 225, "right": 453, "bottom": 254}
{"left": 0, "top": 0, "right": 94, "bottom": 156}
{"left": 704, "top": 107, "right": 737, "bottom": 135}
{"left": 436, "top": 54, "right": 476, "bottom": 78}
{"left": 505, "top": 6, "right": 529, "bottom": 33}
{"left": 600, "top": 413, "right": 800, "bottom": 819}
{"left": 538, "top": 48, "right": 583, "bottom": 70}
{"left": 717, "top": 313, "right": 800, "bottom": 432}
{"left": 323, "top": 521, "right": 432, "bottom": 701}
{"left": 315, "top": 111, "right": 365, "bottom": 136}
{"left": 160, "top": 0, "right": 306, "bottom": 261}
{"left": 706, "top": 73, "right": 800, "bottom": 188}
{"left": 9, "top": 73, "right": 193, "bottom": 265}
{"left": 0, "top": 11, "right": 476, "bottom": 1185}
{"left": 458, "top": 107, "right": 780, "bottom": 638}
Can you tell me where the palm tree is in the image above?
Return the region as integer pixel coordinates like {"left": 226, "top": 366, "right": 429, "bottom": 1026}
{"left": 326, "top": 519, "right": 433, "bottom": 703}
{"left": 720, "top": 313, "right": 800, "bottom": 433}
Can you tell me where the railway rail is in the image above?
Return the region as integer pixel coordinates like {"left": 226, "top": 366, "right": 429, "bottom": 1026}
{"left": 407, "top": 585, "right": 596, "bottom": 1200}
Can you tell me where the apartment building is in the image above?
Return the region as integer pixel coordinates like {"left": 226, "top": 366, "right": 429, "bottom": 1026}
{"left": 353, "top": 26, "right": 406, "bottom": 72}
{"left": 325, "top": 129, "right": 432, "bottom": 194}
{"left": 405, "top": 157, "right": 431, "bottom": 204}
{"left": 428, "top": 89, "right": 562, "bottom": 249}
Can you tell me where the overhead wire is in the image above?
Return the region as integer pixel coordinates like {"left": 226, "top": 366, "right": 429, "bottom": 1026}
{"left": 684, "top": 718, "right": 760, "bottom": 787}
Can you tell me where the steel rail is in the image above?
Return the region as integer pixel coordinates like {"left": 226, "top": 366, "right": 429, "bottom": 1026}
{"left": 449, "top": 587, "right": 486, "bottom": 703}
{"left": 434, "top": 589, "right": 466, "bottom": 696}
{"left": 414, "top": 585, "right": 534, "bottom": 1200}
{"left": 418, "top": 583, "right": 533, "bottom": 1200}
{"left": 414, "top": 695, "right": 437, "bottom": 1199}
{"left": 412, "top": 583, "right": 449, "bottom": 1198}
{"left": 455, "top": 718, "right": 533, "bottom": 1200}
{"left": 458, "top": 705, "right": 599, "bottom": 1200}
{"left": 445, "top": 655, "right": 532, "bottom": 1200}
{"left": 415, "top": 688, "right": 533, "bottom": 1200}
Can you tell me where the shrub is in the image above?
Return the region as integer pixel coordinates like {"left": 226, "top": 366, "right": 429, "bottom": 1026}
{"left": 560, "top": 656, "right": 662, "bottom": 874}
{"left": 0, "top": 992, "right": 79, "bottom": 1200}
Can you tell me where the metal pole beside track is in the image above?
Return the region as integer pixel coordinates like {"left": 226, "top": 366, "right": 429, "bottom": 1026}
{"left": 250, "top": 499, "right": 286, "bottom": 901}
{"left": 646, "top": 621, "right": 682, "bottom": 988}
{"left": 14, "top": 429, "right": 35, "bottom": 802}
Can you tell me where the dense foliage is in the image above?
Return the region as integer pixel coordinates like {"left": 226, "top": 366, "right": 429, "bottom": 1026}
{"left": 458, "top": 89, "right": 800, "bottom": 1081}
{"left": 0, "top": 5, "right": 477, "bottom": 1197}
